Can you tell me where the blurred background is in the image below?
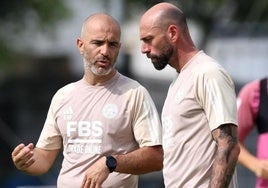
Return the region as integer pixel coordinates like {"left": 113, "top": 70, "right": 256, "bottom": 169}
{"left": 0, "top": 0, "right": 268, "bottom": 187}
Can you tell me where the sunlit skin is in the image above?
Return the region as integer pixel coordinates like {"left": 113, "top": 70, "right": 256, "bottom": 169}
{"left": 140, "top": 26, "right": 173, "bottom": 70}
{"left": 139, "top": 3, "right": 198, "bottom": 73}
{"left": 77, "top": 14, "right": 121, "bottom": 85}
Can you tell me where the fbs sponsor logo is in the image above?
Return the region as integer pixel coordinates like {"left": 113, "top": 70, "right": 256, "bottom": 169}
{"left": 66, "top": 121, "right": 104, "bottom": 154}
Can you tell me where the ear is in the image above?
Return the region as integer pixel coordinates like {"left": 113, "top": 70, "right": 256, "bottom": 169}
{"left": 77, "top": 38, "right": 84, "bottom": 55}
{"left": 167, "top": 25, "right": 178, "bottom": 42}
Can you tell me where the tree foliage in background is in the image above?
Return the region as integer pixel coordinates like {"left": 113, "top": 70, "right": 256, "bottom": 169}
{"left": 126, "top": 0, "right": 268, "bottom": 46}
{"left": 0, "top": 0, "right": 70, "bottom": 29}
{"left": 127, "top": 0, "right": 268, "bottom": 23}
{"left": 1, "top": 0, "right": 268, "bottom": 74}
{"left": 0, "top": 0, "right": 70, "bottom": 74}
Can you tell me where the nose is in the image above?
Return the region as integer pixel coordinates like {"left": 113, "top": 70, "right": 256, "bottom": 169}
{"left": 100, "top": 44, "right": 109, "bottom": 56}
{"left": 141, "top": 42, "right": 150, "bottom": 54}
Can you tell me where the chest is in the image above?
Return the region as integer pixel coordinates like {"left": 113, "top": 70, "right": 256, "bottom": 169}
{"left": 55, "top": 88, "right": 132, "bottom": 139}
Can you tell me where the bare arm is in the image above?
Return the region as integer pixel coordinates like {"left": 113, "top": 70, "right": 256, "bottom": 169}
{"left": 81, "top": 145, "right": 163, "bottom": 188}
{"left": 114, "top": 145, "right": 163, "bottom": 174}
{"left": 210, "top": 124, "right": 240, "bottom": 188}
{"left": 11, "top": 143, "right": 60, "bottom": 175}
{"left": 238, "top": 142, "right": 268, "bottom": 179}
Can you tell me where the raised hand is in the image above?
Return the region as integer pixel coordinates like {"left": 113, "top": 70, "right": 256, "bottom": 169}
{"left": 11, "top": 143, "right": 35, "bottom": 171}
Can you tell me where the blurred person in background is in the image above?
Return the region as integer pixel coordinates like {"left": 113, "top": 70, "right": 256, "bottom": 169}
{"left": 11, "top": 13, "right": 163, "bottom": 188}
{"left": 237, "top": 77, "right": 268, "bottom": 188}
{"left": 139, "top": 2, "right": 240, "bottom": 188}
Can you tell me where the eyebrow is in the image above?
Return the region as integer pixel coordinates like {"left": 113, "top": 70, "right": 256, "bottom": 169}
{"left": 140, "top": 26, "right": 163, "bottom": 41}
{"left": 140, "top": 35, "right": 152, "bottom": 41}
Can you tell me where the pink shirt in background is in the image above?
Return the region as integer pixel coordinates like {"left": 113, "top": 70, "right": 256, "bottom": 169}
{"left": 237, "top": 78, "right": 268, "bottom": 188}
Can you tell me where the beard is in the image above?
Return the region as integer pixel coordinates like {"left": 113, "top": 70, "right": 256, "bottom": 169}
{"left": 149, "top": 44, "right": 173, "bottom": 71}
{"left": 84, "top": 57, "right": 114, "bottom": 76}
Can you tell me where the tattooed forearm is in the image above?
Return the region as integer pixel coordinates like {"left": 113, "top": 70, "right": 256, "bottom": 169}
{"left": 210, "top": 124, "right": 240, "bottom": 188}
{"left": 218, "top": 125, "right": 238, "bottom": 162}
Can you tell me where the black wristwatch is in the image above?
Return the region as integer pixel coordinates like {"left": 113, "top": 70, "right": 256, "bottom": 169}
{"left": 106, "top": 155, "right": 117, "bottom": 173}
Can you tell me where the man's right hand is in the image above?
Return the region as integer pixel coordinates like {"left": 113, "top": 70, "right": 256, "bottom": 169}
{"left": 11, "top": 143, "right": 35, "bottom": 171}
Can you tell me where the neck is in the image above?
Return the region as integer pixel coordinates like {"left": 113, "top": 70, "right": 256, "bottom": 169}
{"left": 83, "top": 70, "right": 116, "bottom": 85}
{"left": 174, "top": 46, "right": 199, "bottom": 73}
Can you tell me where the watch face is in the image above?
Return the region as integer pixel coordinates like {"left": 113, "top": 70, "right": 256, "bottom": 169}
{"left": 106, "top": 156, "right": 117, "bottom": 172}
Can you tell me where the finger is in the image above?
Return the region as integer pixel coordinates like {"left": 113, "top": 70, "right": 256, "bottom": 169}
{"left": 12, "top": 143, "right": 25, "bottom": 157}
{"left": 12, "top": 143, "right": 34, "bottom": 162}
{"left": 81, "top": 176, "right": 88, "bottom": 188}
{"left": 22, "top": 150, "right": 34, "bottom": 163}
{"left": 19, "top": 157, "right": 35, "bottom": 169}
{"left": 95, "top": 182, "right": 101, "bottom": 188}
{"left": 15, "top": 151, "right": 35, "bottom": 169}
{"left": 85, "top": 179, "right": 91, "bottom": 188}
{"left": 89, "top": 180, "right": 96, "bottom": 188}
{"left": 13, "top": 146, "right": 33, "bottom": 165}
{"left": 26, "top": 143, "right": 34, "bottom": 150}
{"left": 17, "top": 146, "right": 33, "bottom": 160}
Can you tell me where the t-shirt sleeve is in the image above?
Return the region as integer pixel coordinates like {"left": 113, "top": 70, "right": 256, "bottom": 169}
{"left": 131, "top": 86, "right": 162, "bottom": 147}
{"left": 36, "top": 91, "right": 63, "bottom": 150}
{"left": 237, "top": 80, "right": 260, "bottom": 142}
{"left": 195, "top": 67, "right": 238, "bottom": 131}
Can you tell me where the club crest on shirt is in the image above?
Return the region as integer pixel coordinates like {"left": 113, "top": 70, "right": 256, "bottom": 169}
{"left": 102, "top": 103, "right": 118, "bottom": 119}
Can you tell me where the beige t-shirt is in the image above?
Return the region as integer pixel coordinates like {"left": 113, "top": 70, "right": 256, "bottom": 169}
{"left": 36, "top": 72, "right": 162, "bottom": 188}
{"left": 162, "top": 51, "right": 238, "bottom": 188}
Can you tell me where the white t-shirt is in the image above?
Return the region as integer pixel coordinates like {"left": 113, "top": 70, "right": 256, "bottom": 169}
{"left": 162, "top": 51, "right": 238, "bottom": 188}
{"left": 36, "top": 72, "right": 162, "bottom": 188}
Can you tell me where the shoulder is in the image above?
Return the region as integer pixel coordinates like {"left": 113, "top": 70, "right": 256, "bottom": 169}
{"left": 196, "top": 52, "right": 227, "bottom": 76}
{"left": 55, "top": 82, "right": 76, "bottom": 97}
{"left": 51, "top": 80, "right": 80, "bottom": 104}
{"left": 191, "top": 52, "right": 234, "bottom": 86}
{"left": 116, "top": 73, "right": 147, "bottom": 93}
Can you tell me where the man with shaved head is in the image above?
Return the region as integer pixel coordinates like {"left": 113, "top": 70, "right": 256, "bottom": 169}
{"left": 11, "top": 13, "right": 163, "bottom": 188}
{"left": 140, "top": 3, "right": 240, "bottom": 188}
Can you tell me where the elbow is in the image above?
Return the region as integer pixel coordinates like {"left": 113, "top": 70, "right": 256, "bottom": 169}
{"left": 154, "top": 158, "right": 164, "bottom": 171}
{"left": 145, "top": 145, "right": 163, "bottom": 171}
{"left": 158, "top": 149, "right": 164, "bottom": 170}
{"left": 140, "top": 145, "right": 163, "bottom": 173}
{"left": 156, "top": 162, "right": 163, "bottom": 171}
{"left": 234, "top": 142, "right": 241, "bottom": 161}
{"left": 227, "top": 140, "right": 240, "bottom": 165}
{"left": 154, "top": 146, "right": 164, "bottom": 171}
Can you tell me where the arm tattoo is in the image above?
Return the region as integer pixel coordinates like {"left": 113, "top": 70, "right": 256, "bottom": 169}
{"left": 210, "top": 124, "right": 239, "bottom": 188}
{"left": 218, "top": 125, "right": 237, "bottom": 161}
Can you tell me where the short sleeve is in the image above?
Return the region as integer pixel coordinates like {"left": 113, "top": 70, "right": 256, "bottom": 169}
{"left": 131, "top": 86, "right": 162, "bottom": 147}
{"left": 195, "top": 66, "right": 237, "bottom": 131}
{"left": 36, "top": 92, "right": 63, "bottom": 150}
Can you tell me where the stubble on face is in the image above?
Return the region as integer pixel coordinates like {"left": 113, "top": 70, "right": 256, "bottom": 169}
{"left": 149, "top": 42, "right": 173, "bottom": 70}
{"left": 83, "top": 56, "right": 115, "bottom": 76}
{"left": 80, "top": 14, "right": 121, "bottom": 77}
